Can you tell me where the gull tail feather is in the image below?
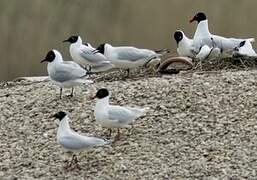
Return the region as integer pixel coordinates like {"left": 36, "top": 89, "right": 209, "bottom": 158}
{"left": 129, "top": 107, "right": 150, "bottom": 118}
{"left": 247, "top": 38, "right": 255, "bottom": 43}
{"left": 86, "top": 71, "right": 96, "bottom": 75}
{"left": 155, "top": 48, "right": 170, "bottom": 54}
{"left": 94, "top": 138, "right": 113, "bottom": 146}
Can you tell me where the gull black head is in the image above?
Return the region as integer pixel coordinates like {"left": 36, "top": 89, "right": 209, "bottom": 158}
{"left": 95, "top": 43, "right": 106, "bottom": 54}
{"left": 234, "top": 40, "right": 246, "bottom": 51}
{"left": 190, "top": 12, "right": 207, "bottom": 23}
{"left": 52, "top": 111, "right": 67, "bottom": 121}
{"left": 95, "top": 88, "right": 109, "bottom": 99}
{"left": 63, "top": 35, "right": 79, "bottom": 43}
{"left": 41, "top": 50, "right": 55, "bottom": 63}
{"left": 174, "top": 31, "right": 184, "bottom": 45}
{"left": 239, "top": 40, "right": 246, "bottom": 47}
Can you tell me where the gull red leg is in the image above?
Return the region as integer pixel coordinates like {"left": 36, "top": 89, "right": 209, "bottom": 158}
{"left": 64, "top": 155, "right": 75, "bottom": 170}
{"left": 115, "top": 129, "right": 121, "bottom": 141}
{"left": 60, "top": 88, "right": 63, "bottom": 99}
{"left": 71, "top": 155, "right": 81, "bottom": 171}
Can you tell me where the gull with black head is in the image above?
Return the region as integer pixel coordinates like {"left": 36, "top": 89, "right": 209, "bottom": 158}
{"left": 92, "top": 88, "right": 149, "bottom": 140}
{"left": 233, "top": 40, "right": 257, "bottom": 57}
{"left": 93, "top": 43, "right": 169, "bottom": 76}
{"left": 174, "top": 30, "right": 197, "bottom": 58}
{"left": 63, "top": 35, "right": 114, "bottom": 72}
{"left": 41, "top": 50, "right": 93, "bottom": 99}
{"left": 190, "top": 12, "right": 255, "bottom": 52}
{"left": 52, "top": 111, "right": 110, "bottom": 170}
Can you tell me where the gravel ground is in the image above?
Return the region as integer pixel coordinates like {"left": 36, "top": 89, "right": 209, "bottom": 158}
{"left": 1, "top": 70, "right": 257, "bottom": 179}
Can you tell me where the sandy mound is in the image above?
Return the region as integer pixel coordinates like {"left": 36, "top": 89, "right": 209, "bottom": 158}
{"left": 1, "top": 70, "right": 257, "bottom": 179}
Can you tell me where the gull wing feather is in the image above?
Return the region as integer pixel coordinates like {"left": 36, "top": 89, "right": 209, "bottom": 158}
{"left": 80, "top": 46, "right": 109, "bottom": 64}
{"left": 59, "top": 134, "right": 107, "bottom": 150}
{"left": 107, "top": 106, "right": 135, "bottom": 123}
{"left": 51, "top": 63, "right": 87, "bottom": 82}
{"left": 115, "top": 47, "right": 155, "bottom": 61}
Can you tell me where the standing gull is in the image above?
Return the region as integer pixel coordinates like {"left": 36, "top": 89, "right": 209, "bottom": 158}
{"left": 41, "top": 50, "right": 93, "bottom": 99}
{"left": 93, "top": 43, "right": 169, "bottom": 76}
{"left": 63, "top": 35, "right": 114, "bottom": 72}
{"left": 190, "top": 12, "right": 255, "bottom": 52}
{"left": 52, "top": 111, "right": 110, "bottom": 170}
{"left": 92, "top": 88, "right": 148, "bottom": 140}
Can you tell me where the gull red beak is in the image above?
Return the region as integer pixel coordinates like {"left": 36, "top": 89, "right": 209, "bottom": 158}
{"left": 90, "top": 95, "right": 96, "bottom": 100}
{"left": 189, "top": 17, "right": 194, "bottom": 23}
{"left": 41, "top": 59, "right": 47, "bottom": 63}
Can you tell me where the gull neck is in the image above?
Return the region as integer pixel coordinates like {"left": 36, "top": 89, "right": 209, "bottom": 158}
{"left": 194, "top": 20, "right": 210, "bottom": 37}
{"left": 96, "top": 96, "right": 110, "bottom": 107}
{"left": 58, "top": 116, "right": 70, "bottom": 132}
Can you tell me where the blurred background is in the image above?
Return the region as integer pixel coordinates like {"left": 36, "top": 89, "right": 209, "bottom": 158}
{"left": 1, "top": 0, "right": 257, "bottom": 80}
